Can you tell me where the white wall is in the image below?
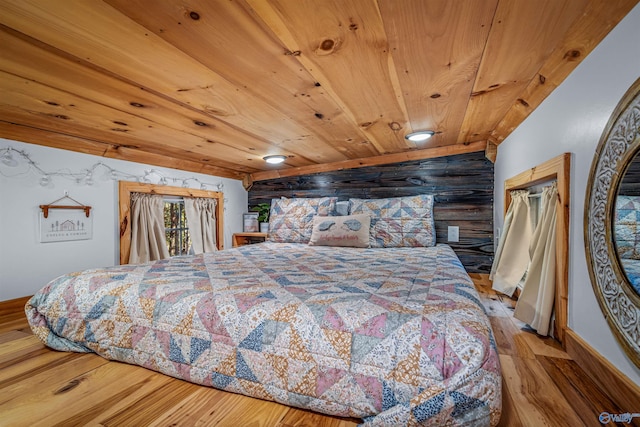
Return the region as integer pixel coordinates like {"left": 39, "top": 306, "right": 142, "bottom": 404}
{"left": 494, "top": 4, "right": 640, "bottom": 384}
{"left": 0, "top": 138, "right": 248, "bottom": 301}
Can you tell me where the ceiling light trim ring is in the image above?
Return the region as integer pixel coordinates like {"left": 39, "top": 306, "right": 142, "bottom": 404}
{"left": 263, "top": 155, "right": 287, "bottom": 164}
{"left": 405, "top": 130, "right": 435, "bottom": 142}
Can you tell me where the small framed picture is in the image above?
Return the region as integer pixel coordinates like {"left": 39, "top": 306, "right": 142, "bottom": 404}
{"left": 243, "top": 212, "right": 259, "bottom": 232}
{"left": 40, "top": 208, "right": 93, "bottom": 243}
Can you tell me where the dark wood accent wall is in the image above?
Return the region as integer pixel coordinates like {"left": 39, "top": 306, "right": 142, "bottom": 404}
{"left": 248, "top": 151, "right": 494, "bottom": 273}
{"left": 619, "top": 153, "right": 640, "bottom": 196}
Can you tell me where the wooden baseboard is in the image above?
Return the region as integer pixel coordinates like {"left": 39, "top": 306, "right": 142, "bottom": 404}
{"left": 0, "top": 295, "right": 31, "bottom": 315}
{"left": 565, "top": 328, "right": 640, "bottom": 411}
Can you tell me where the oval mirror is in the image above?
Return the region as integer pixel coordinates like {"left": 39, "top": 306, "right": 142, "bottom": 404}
{"left": 585, "top": 77, "right": 640, "bottom": 368}
{"left": 614, "top": 150, "right": 640, "bottom": 297}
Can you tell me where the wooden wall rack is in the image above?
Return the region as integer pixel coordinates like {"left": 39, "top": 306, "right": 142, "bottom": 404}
{"left": 40, "top": 194, "right": 91, "bottom": 219}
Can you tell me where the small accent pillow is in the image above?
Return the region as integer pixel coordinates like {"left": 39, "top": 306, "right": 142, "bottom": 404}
{"left": 615, "top": 195, "right": 640, "bottom": 260}
{"left": 349, "top": 194, "right": 436, "bottom": 248}
{"left": 268, "top": 197, "right": 338, "bottom": 243}
{"left": 309, "top": 214, "right": 371, "bottom": 248}
{"left": 335, "top": 200, "right": 350, "bottom": 216}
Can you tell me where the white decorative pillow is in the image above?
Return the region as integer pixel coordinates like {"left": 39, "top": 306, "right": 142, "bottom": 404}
{"left": 309, "top": 214, "right": 371, "bottom": 247}
{"left": 268, "top": 197, "right": 338, "bottom": 243}
{"left": 349, "top": 194, "right": 436, "bottom": 247}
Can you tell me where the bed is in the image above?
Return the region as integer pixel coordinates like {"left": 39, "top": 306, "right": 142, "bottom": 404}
{"left": 26, "top": 196, "right": 501, "bottom": 426}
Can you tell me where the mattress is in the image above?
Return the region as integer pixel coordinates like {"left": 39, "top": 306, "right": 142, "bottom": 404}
{"left": 26, "top": 242, "right": 501, "bottom": 426}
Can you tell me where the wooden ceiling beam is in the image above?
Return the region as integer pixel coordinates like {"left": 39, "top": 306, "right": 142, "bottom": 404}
{"left": 250, "top": 140, "right": 487, "bottom": 182}
{"left": 485, "top": 140, "right": 498, "bottom": 164}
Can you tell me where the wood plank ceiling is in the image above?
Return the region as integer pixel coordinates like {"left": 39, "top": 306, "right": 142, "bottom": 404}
{"left": 0, "top": 0, "right": 637, "bottom": 182}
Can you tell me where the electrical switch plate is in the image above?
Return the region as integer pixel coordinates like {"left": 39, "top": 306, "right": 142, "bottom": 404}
{"left": 448, "top": 226, "right": 459, "bottom": 242}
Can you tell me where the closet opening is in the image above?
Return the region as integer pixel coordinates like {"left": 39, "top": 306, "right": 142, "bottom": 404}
{"left": 491, "top": 153, "right": 570, "bottom": 345}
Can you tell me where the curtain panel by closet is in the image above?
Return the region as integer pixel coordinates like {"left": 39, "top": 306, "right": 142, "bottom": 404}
{"left": 514, "top": 182, "right": 558, "bottom": 336}
{"left": 490, "top": 190, "right": 532, "bottom": 297}
{"left": 184, "top": 197, "right": 218, "bottom": 254}
{"left": 129, "top": 192, "right": 170, "bottom": 264}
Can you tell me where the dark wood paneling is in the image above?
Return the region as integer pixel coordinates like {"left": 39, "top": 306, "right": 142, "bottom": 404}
{"left": 249, "top": 151, "right": 494, "bottom": 273}
{"left": 619, "top": 152, "right": 640, "bottom": 196}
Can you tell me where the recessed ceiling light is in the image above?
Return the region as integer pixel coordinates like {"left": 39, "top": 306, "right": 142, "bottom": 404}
{"left": 405, "top": 130, "right": 435, "bottom": 142}
{"left": 263, "top": 155, "right": 287, "bottom": 164}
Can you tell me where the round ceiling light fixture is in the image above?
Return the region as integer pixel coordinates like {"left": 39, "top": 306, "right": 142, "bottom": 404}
{"left": 263, "top": 155, "right": 287, "bottom": 164}
{"left": 405, "top": 130, "right": 435, "bottom": 142}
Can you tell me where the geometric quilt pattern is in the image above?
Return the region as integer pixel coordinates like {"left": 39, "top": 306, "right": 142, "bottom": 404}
{"left": 615, "top": 194, "right": 640, "bottom": 260}
{"left": 268, "top": 197, "right": 338, "bottom": 244}
{"left": 350, "top": 195, "right": 437, "bottom": 248}
{"left": 620, "top": 258, "right": 640, "bottom": 294}
{"left": 26, "top": 243, "right": 501, "bottom": 426}
{"left": 614, "top": 195, "right": 640, "bottom": 293}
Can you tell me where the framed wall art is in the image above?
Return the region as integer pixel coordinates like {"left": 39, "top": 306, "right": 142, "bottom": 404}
{"left": 242, "top": 212, "right": 259, "bottom": 232}
{"left": 39, "top": 194, "right": 93, "bottom": 243}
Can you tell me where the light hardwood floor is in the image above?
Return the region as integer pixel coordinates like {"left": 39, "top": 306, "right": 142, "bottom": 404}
{"left": 0, "top": 277, "right": 634, "bottom": 426}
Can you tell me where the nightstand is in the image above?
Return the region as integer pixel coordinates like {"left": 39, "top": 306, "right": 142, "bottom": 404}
{"left": 232, "top": 232, "right": 268, "bottom": 247}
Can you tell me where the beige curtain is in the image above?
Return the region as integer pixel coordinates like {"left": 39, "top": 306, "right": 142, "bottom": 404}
{"left": 490, "top": 190, "right": 532, "bottom": 297}
{"left": 184, "top": 197, "right": 218, "bottom": 254}
{"left": 514, "top": 182, "right": 558, "bottom": 336}
{"left": 129, "top": 192, "right": 170, "bottom": 264}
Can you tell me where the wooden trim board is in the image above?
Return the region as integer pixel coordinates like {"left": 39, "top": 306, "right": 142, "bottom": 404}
{"left": 118, "top": 181, "right": 224, "bottom": 265}
{"left": 565, "top": 329, "right": 640, "bottom": 412}
{"left": 0, "top": 295, "right": 32, "bottom": 333}
{"left": 502, "top": 152, "right": 570, "bottom": 345}
{"left": 249, "top": 141, "right": 487, "bottom": 184}
{"left": 0, "top": 295, "right": 31, "bottom": 314}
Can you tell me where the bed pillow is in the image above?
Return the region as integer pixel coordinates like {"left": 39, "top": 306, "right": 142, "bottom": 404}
{"left": 349, "top": 194, "right": 436, "bottom": 248}
{"left": 308, "top": 214, "right": 371, "bottom": 248}
{"left": 335, "top": 200, "right": 350, "bottom": 216}
{"left": 268, "top": 197, "right": 338, "bottom": 243}
{"left": 615, "top": 195, "right": 640, "bottom": 259}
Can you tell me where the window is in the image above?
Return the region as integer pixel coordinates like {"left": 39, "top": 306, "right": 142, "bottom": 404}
{"left": 164, "top": 198, "right": 191, "bottom": 256}
{"left": 118, "top": 181, "right": 224, "bottom": 264}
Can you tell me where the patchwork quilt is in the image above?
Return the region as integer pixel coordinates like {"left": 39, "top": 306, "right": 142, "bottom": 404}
{"left": 26, "top": 243, "right": 501, "bottom": 426}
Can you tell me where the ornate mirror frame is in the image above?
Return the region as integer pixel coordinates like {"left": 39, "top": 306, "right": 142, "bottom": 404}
{"left": 585, "top": 77, "right": 640, "bottom": 368}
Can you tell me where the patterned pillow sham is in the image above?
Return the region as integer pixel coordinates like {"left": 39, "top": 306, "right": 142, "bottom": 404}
{"left": 349, "top": 194, "right": 436, "bottom": 248}
{"left": 308, "top": 214, "right": 371, "bottom": 248}
{"left": 615, "top": 195, "right": 640, "bottom": 260}
{"left": 268, "top": 197, "right": 338, "bottom": 243}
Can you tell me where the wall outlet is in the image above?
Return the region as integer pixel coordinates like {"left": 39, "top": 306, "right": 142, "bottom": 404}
{"left": 448, "top": 225, "right": 459, "bottom": 242}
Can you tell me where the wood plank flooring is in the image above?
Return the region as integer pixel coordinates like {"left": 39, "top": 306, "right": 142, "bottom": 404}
{"left": 470, "top": 274, "right": 639, "bottom": 427}
{"left": 1, "top": 278, "right": 635, "bottom": 426}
